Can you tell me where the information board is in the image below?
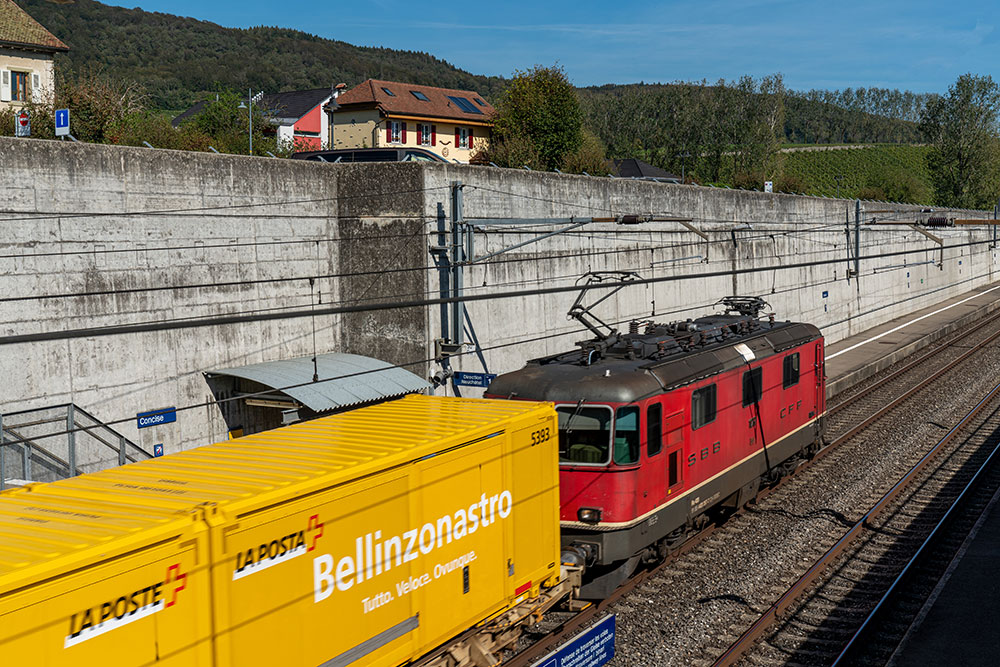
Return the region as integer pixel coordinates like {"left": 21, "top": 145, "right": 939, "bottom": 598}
{"left": 532, "top": 614, "right": 615, "bottom": 667}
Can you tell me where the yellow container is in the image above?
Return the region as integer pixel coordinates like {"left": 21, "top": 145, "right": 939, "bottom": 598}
{"left": 0, "top": 395, "right": 559, "bottom": 667}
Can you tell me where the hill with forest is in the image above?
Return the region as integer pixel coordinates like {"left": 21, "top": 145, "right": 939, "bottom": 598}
{"left": 16, "top": 0, "right": 505, "bottom": 110}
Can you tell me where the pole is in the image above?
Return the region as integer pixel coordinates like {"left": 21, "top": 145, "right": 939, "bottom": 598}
{"left": 855, "top": 199, "right": 861, "bottom": 280}
{"left": 450, "top": 182, "right": 465, "bottom": 347}
{"left": 248, "top": 88, "right": 253, "bottom": 156}
{"left": 66, "top": 404, "right": 76, "bottom": 477}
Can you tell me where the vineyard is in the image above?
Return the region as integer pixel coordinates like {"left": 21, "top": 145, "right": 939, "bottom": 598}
{"left": 781, "top": 144, "right": 933, "bottom": 203}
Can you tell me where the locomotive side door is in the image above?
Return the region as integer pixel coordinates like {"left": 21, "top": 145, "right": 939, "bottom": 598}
{"left": 663, "top": 411, "right": 685, "bottom": 496}
{"left": 814, "top": 342, "right": 825, "bottom": 415}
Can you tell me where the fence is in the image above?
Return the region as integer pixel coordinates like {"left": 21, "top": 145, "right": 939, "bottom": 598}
{"left": 0, "top": 403, "right": 151, "bottom": 489}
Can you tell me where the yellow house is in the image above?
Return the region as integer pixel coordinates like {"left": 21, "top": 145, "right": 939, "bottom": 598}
{"left": 329, "top": 79, "right": 493, "bottom": 162}
{"left": 0, "top": 0, "right": 68, "bottom": 108}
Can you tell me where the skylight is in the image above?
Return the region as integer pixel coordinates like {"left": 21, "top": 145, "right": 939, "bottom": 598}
{"left": 448, "top": 96, "right": 483, "bottom": 114}
{"left": 474, "top": 98, "right": 486, "bottom": 106}
{"left": 381, "top": 87, "right": 395, "bottom": 96}
{"left": 410, "top": 91, "right": 430, "bottom": 101}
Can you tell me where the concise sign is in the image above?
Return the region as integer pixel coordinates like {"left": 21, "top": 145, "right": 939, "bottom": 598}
{"left": 55, "top": 108, "right": 70, "bottom": 137}
{"left": 532, "top": 614, "right": 615, "bottom": 667}
{"left": 453, "top": 371, "right": 497, "bottom": 388}
{"left": 15, "top": 109, "right": 29, "bottom": 137}
{"left": 137, "top": 407, "right": 177, "bottom": 429}
{"left": 153, "top": 444, "right": 164, "bottom": 457}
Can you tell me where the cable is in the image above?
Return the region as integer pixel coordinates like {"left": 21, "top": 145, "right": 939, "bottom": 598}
{"left": 2, "top": 237, "right": 995, "bottom": 346}
{"left": 0, "top": 185, "right": 452, "bottom": 224}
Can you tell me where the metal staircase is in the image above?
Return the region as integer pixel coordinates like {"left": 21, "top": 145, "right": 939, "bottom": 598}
{"left": 0, "top": 403, "right": 152, "bottom": 490}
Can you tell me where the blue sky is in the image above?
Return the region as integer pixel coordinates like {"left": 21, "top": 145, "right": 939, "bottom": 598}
{"left": 101, "top": 0, "right": 996, "bottom": 93}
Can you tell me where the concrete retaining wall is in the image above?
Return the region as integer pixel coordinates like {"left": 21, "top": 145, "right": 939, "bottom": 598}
{"left": 0, "top": 137, "right": 993, "bottom": 453}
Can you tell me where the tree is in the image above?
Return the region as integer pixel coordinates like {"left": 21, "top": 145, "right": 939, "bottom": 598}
{"left": 922, "top": 74, "right": 1000, "bottom": 209}
{"left": 489, "top": 65, "right": 585, "bottom": 171}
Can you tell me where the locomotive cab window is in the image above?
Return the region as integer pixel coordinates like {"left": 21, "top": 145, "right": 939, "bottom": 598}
{"left": 692, "top": 384, "right": 717, "bottom": 429}
{"left": 556, "top": 405, "right": 613, "bottom": 464}
{"left": 743, "top": 367, "right": 763, "bottom": 407}
{"left": 783, "top": 353, "right": 800, "bottom": 388}
{"left": 647, "top": 403, "right": 663, "bottom": 457}
{"left": 614, "top": 406, "right": 640, "bottom": 465}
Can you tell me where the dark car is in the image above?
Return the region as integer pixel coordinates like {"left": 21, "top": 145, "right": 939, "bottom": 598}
{"left": 290, "top": 147, "right": 449, "bottom": 163}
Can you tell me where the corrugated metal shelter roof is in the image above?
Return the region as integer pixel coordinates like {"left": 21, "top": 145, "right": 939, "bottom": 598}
{"left": 205, "top": 352, "right": 428, "bottom": 411}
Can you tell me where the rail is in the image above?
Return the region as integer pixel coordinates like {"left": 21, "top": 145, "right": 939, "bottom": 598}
{"left": 712, "top": 342, "right": 1000, "bottom": 665}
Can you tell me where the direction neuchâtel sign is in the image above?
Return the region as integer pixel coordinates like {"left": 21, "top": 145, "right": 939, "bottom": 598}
{"left": 55, "top": 108, "right": 70, "bottom": 137}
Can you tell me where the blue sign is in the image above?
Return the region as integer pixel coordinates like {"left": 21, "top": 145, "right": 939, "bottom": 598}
{"left": 137, "top": 407, "right": 177, "bottom": 429}
{"left": 153, "top": 444, "right": 164, "bottom": 457}
{"left": 533, "top": 614, "right": 615, "bottom": 667}
{"left": 55, "top": 108, "right": 70, "bottom": 137}
{"left": 822, "top": 290, "right": 829, "bottom": 298}
{"left": 453, "top": 371, "right": 497, "bottom": 388}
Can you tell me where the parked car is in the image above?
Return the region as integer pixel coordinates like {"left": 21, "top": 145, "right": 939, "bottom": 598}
{"left": 290, "top": 147, "right": 448, "bottom": 163}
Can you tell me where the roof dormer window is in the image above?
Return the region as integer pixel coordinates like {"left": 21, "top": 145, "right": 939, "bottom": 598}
{"left": 381, "top": 87, "right": 395, "bottom": 96}
{"left": 410, "top": 91, "right": 429, "bottom": 101}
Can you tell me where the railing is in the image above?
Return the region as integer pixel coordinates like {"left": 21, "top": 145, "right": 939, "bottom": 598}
{"left": 0, "top": 403, "right": 152, "bottom": 490}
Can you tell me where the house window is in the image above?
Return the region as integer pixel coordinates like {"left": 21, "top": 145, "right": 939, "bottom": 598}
{"left": 381, "top": 87, "right": 396, "bottom": 96}
{"left": 417, "top": 123, "right": 435, "bottom": 146}
{"left": 385, "top": 120, "right": 406, "bottom": 144}
{"left": 410, "top": 90, "right": 429, "bottom": 101}
{"left": 456, "top": 127, "right": 474, "bottom": 149}
{"left": 11, "top": 71, "right": 27, "bottom": 102}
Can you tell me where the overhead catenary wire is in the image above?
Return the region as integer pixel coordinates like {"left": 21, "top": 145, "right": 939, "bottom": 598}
{"left": 2, "top": 219, "right": 926, "bottom": 305}
{"left": 2, "top": 237, "right": 995, "bottom": 346}
{"left": 4, "top": 259, "right": 995, "bottom": 450}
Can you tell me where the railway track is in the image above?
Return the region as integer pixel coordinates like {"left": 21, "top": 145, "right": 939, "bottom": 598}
{"left": 503, "top": 307, "right": 1000, "bottom": 667}
{"left": 713, "top": 320, "right": 1000, "bottom": 665}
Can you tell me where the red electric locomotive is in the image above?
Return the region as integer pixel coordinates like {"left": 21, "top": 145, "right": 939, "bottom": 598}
{"left": 486, "top": 279, "right": 825, "bottom": 597}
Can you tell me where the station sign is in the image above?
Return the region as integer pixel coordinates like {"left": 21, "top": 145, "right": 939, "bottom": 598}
{"left": 453, "top": 371, "right": 497, "bottom": 388}
{"left": 55, "top": 108, "right": 70, "bottom": 137}
{"left": 532, "top": 614, "right": 615, "bottom": 667}
{"left": 137, "top": 407, "right": 177, "bottom": 429}
{"left": 153, "top": 444, "right": 164, "bottom": 457}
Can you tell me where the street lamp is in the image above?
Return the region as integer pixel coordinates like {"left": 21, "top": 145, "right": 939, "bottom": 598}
{"left": 676, "top": 152, "right": 692, "bottom": 184}
{"left": 238, "top": 88, "right": 253, "bottom": 155}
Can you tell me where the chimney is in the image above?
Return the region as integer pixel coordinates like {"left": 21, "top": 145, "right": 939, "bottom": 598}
{"left": 332, "top": 82, "right": 347, "bottom": 99}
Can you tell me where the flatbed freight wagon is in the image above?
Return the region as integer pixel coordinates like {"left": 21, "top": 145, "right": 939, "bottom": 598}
{"left": 0, "top": 395, "right": 571, "bottom": 666}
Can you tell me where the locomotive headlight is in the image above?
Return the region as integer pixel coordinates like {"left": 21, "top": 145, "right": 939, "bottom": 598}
{"left": 577, "top": 507, "right": 602, "bottom": 524}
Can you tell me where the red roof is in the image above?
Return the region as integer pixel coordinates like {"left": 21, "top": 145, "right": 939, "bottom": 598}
{"left": 0, "top": 0, "right": 68, "bottom": 51}
{"left": 336, "top": 79, "right": 494, "bottom": 123}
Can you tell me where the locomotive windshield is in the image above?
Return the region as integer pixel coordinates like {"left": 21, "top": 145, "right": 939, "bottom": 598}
{"left": 556, "top": 405, "right": 612, "bottom": 464}
{"left": 556, "top": 405, "right": 641, "bottom": 465}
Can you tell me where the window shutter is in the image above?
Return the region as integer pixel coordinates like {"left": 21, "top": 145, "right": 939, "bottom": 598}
{"left": 416, "top": 123, "right": 422, "bottom": 144}
{"left": 455, "top": 127, "right": 460, "bottom": 146}
{"left": 431, "top": 124, "right": 436, "bottom": 146}
{"left": 468, "top": 127, "right": 474, "bottom": 150}
{"left": 31, "top": 73, "right": 40, "bottom": 102}
{"left": 386, "top": 121, "right": 392, "bottom": 144}
{"left": 0, "top": 71, "right": 10, "bottom": 103}
{"left": 401, "top": 122, "right": 407, "bottom": 143}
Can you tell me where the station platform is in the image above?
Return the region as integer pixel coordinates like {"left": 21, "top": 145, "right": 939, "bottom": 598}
{"left": 825, "top": 281, "right": 1000, "bottom": 397}
{"left": 889, "top": 486, "right": 1000, "bottom": 665}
